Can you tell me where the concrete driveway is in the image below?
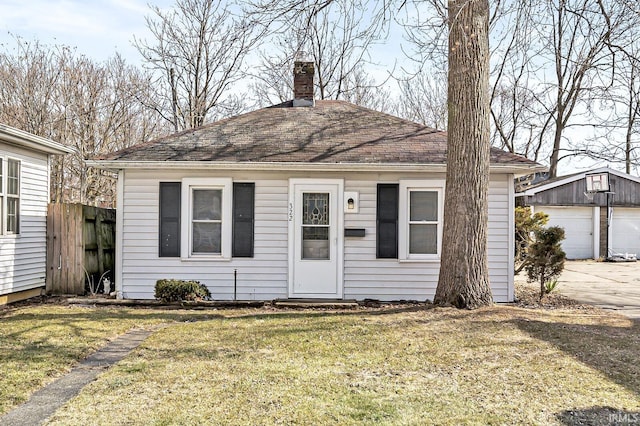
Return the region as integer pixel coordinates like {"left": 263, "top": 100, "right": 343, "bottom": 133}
{"left": 555, "top": 260, "right": 640, "bottom": 319}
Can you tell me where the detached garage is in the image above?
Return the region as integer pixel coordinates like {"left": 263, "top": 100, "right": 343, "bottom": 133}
{"left": 610, "top": 208, "right": 640, "bottom": 256}
{"left": 517, "top": 167, "right": 640, "bottom": 260}
{"left": 542, "top": 206, "right": 598, "bottom": 259}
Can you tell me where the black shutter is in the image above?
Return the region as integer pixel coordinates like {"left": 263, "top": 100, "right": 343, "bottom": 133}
{"left": 233, "top": 183, "right": 255, "bottom": 257}
{"left": 159, "top": 182, "right": 181, "bottom": 257}
{"left": 377, "top": 184, "right": 399, "bottom": 259}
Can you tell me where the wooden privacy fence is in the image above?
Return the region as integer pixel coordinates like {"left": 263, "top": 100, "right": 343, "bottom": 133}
{"left": 46, "top": 203, "right": 116, "bottom": 295}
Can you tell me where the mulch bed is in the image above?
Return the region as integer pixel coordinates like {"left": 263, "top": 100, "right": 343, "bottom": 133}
{"left": 514, "top": 281, "right": 599, "bottom": 312}
{"left": 2, "top": 282, "right": 605, "bottom": 314}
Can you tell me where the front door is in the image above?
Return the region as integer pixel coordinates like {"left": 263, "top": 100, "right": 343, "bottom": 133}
{"left": 289, "top": 179, "right": 343, "bottom": 298}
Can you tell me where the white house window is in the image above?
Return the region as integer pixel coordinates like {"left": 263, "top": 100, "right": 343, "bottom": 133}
{"left": 192, "top": 189, "right": 222, "bottom": 254}
{"left": 409, "top": 191, "right": 438, "bottom": 254}
{"left": 181, "top": 178, "right": 232, "bottom": 259}
{"left": 7, "top": 159, "right": 20, "bottom": 234}
{"left": 399, "top": 180, "right": 444, "bottom": 260}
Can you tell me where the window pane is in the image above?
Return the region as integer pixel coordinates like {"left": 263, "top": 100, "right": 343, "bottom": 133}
{"left": 410, "top": 191, "right": 437, "bottom": 221}
{"left": 7, "top": 160, "right": 19, "bottom": 195}
{"left": 192, "top": 222, "right": 221, "bottom": 253}
{"left": 193, "top": 189, "right": 221, "bottom": 220}
{"left": 303, "top": 226, "right": 329, "bottom": 240}
{"left": 302, "top": 226, "right": 329, "bottom": 259}
{"left": 409, "top": 224, "right": 437, "bottom": 254}
{"left": 303, "top": 193, "right": 329, "bottom": 225}
{"left": 7, "top": 198, "right": 18, "bottom": 233}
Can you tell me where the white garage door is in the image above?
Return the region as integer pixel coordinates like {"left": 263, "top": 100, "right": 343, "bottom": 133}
{"left": 538, "top": 206, "right": 594, "bottom": 259}
{"left": 610, "top": 207, "right": 640, "bottom": 256}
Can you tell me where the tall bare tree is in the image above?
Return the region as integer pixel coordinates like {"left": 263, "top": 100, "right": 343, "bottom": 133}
{"left": 395, "top": 70, "right": 448, "bottom": 129}
{"left": 584, "top": 4, "right": 640, "bottom": 174}
{"left": 0, "top": 39, "right": 63, "bottom": 135}
{"left": 531, "top": 0, "right": 627, "bottom": 177}
{"left": 249, "top": 0, "right": 390, "bottom": 110}
{"left": 404, "top": 1, "right": 635, "bottom": 176}
{"left": 488, "top": 1, "right": 545, "bottom": 160}
{"left": 0, "top": 37, "right": 168, "bottom": 206}
{"left": 434, "top": 0, "right": 493, "bottom": 308}
{"left": 135, "top": 0, "right": 263, "bottom": 130}
{"left": 619, "top": 52, "right": 640, "bottom": 174}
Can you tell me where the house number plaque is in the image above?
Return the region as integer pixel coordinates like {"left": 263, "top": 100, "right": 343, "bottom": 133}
{"left": 288, "top": 202, "right": 294, "bottom": 222}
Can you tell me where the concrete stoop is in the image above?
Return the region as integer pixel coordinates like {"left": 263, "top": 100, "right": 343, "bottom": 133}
{"left": 272, "top": 299, "right": 360, "bottom": 309}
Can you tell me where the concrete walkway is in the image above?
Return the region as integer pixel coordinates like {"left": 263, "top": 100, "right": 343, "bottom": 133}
{"left": 0, "top": 326, "right": 164, "bottom": 426}
{"left": 556, "top": 260, "right": 640, "bottom": 319}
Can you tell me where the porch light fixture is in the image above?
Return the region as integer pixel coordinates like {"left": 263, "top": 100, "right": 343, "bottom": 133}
{"left": 344, "top": 191, "right": 359, "bottom": 213}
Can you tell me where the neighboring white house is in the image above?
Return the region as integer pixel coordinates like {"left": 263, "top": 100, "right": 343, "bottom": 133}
{"left": 0, "top": 125, "right": 73, "bottom": 304}
{"left": 517, "top": 167, "right": 640, "bottom": 259}
{"left": 90, "top": 62, "right": 543, "bottom": 303}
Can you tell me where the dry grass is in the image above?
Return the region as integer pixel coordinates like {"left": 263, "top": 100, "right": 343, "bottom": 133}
{"left": 0, "top": 298, "right": 219, "bottom": 416}
{"left": 39, "top": 302, "right": 640, "bottom": 425}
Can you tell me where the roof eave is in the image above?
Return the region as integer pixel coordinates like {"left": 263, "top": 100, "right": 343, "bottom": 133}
{"left": 87, "top": 160, "right": 545, "bottom": 174}
{"left": 517, "top": 166, "right": 636, "bottom": 196}
{"left": 0, "top": 125, "right": 74, "bottom": 155}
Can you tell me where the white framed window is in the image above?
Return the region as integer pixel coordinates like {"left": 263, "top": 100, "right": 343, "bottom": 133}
{"left": 7, "top": 159, "right": 20, "bottom": 234}
{"left": 0, "top": 158, "right": 21, "bottom": 235}
{"left": 399, "top": 180, "right": 444, "bottom": 261}
{"left": 181, "top": 178, "right": 232, "bottom": 260}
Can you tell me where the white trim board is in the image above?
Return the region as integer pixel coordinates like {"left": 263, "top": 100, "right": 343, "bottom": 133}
{"left": 518, "top": 167, "right": 640, "bottom": 197}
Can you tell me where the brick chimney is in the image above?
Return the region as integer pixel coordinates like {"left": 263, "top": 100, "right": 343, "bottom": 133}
{"left": 293, "top": 61, "right": 315, "bottom": 107}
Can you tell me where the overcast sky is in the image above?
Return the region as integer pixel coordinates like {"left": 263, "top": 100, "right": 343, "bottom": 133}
{"left": 0, "top": 0, "right": 174, "bottom": 64}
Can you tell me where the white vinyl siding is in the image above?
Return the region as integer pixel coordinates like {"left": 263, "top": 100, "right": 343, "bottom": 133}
{"left": 0, "top": 143, "right": 49, "bottom": 296}
{"left": 118, "top": 170, "right": 514, "bottom": 302}
{"left": 343, "top": 174, "right": 512, "bottom": 302}
{"left": 120, "top": 170, "right": 289, "bottom": 300}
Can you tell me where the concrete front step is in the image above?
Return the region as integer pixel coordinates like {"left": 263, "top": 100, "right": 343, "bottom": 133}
{"left": 272, "top": 299, "right": 360, "bottom": 309}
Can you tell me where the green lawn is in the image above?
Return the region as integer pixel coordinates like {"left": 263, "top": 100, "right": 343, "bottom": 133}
{"left": 5, "top": 303, "right": 631, "bottom": 425}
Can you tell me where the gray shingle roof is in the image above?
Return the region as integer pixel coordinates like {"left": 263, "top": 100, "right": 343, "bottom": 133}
{"left": 97, "top": 100, "right": 538, "bottom": 167}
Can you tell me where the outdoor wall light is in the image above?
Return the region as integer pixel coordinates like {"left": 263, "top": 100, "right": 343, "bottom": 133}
{"left": 344, "top": 192, "right": 359, "bottom": 213}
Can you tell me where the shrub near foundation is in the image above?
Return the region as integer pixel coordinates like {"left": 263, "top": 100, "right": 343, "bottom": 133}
{"left": 154, "top": 279, "right": 212, "bottom": 302}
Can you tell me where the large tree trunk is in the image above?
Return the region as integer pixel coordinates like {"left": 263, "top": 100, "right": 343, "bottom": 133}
{"left": 434, "top": 0, "right": 493, "bottom": 309}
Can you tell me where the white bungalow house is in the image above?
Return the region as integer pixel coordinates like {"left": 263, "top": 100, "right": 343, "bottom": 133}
{"left": 90, "top": 62, "right": 543, "bottom": 303}
{"left": 0, "top": 124, "right": 73, "bottom": 304}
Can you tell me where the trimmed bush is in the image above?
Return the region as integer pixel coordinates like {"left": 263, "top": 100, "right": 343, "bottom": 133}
{"left": 154, "top": 279, "right": 212, "bottom": 302}
{"left": 525, "top": 226, "right": 566, "bottom": 300}
{"left": 514, "top": 206, "right": 549, "bottom": 274}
